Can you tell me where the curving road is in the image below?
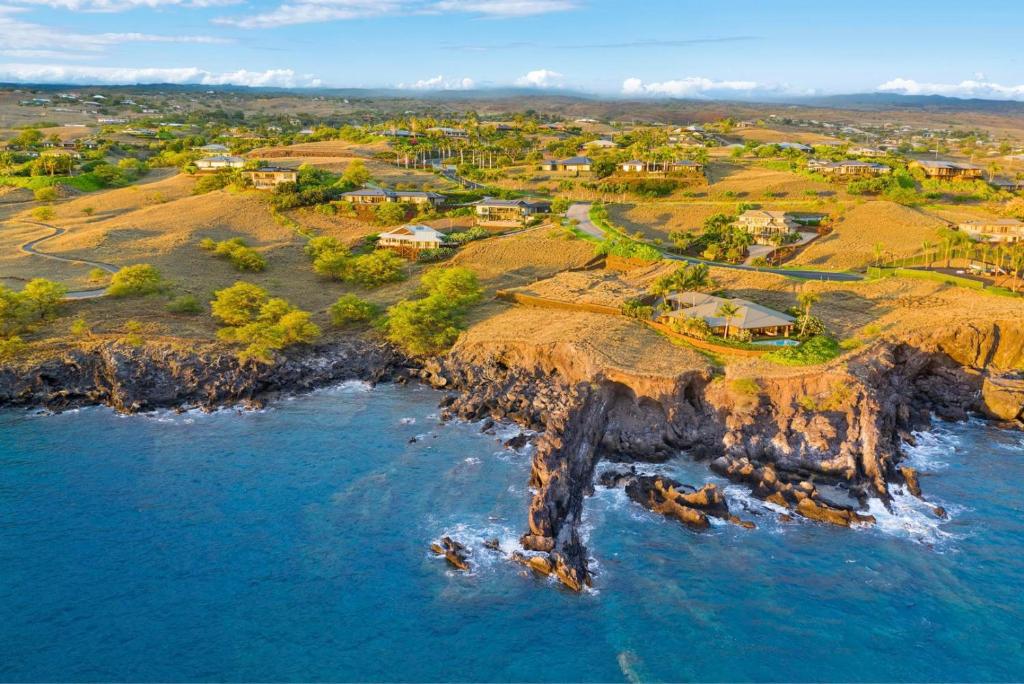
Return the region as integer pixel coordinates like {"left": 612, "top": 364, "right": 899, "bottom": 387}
{"left": 16, "top": 221, "right": 118, "bottom": 299}
{"left": 566, "top": 202, "right": 864, "bottom": 282}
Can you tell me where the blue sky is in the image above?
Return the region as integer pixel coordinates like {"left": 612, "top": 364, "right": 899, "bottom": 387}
{"left": 1, "top": 0, "right": 1023, "bottom": 99}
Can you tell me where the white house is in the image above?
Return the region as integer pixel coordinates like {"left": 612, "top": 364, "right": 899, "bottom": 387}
{"left": 377, "top": 224, "right": 451, "bottom": 252}
{"left": 194, "top": 155, "right": 245, "bottom": 171}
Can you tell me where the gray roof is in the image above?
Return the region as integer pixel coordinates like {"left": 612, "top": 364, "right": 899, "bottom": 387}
{"left": 665, "top": 292, "right": 795, "bottom": 330}
{"left": 915, "top": 159, "right": 982, "bottom": 170}
{"left": 557, "top": 156, "right": 593, "bottom": 165}
{"left": 342, "top": 187, "right": 445, "bottom": 200}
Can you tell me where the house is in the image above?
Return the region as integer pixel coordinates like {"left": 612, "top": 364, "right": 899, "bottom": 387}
{"left": 911, "top": 159, "right": 984, "bottom": 180}
{"left": 617, "top": 159, "right": 704, "bottom": 175}
{"left": 808, "top": 159, "right": 891, "bottom": 176}
{"left": 849, "top": 146, "right": 885, "bottom": 157}
{"left": 777, "top": 142, "right": 813, "bottom": 153}
{"left": 426, "top": 126, "right": 468, "bottom": 139}
{"left": 989, "top": 176, "right": 1024, "bottom": 192}
{"left": 583, "top": 139, "right": 617, "bottom": 149}
{"left": 377, "top": 224, "right": 451, "bottom": 253}
{"left": 736, "top": 210, "right": 800, "bottom": 245}
{"left": 957, "top": 219, "right": 1024, "bottom": 244}
{"left": 340, "top": 187, "right": 446, "bottom": 207}
{"left": 197, "top": 143, "right": 229, "bottom": 153}
{"left": 194, "top": 155, "right": 245, "bottom": 171}
{"left": 246, "top": 166, "right": 298, "bottom": 190}
{"left": 661, "top": 292, "right": 795, "bottom": 338}
{"left": 541, "top": 156, "right": 592, "bottom": 172}
{"left": 472, "top": 197, "right": 551, "bottom": 226}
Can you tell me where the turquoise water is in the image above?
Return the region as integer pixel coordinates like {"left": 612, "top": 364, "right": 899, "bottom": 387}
{"left": 751, "top": 338, "right": 800, "bottom": 347}
{"left": 2, "top": 382, "right": 1023, "bottom": 682}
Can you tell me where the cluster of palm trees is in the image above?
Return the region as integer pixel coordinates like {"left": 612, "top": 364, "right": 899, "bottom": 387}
{"left": 875, "top": 237, "right": 1024, "bottom": 292}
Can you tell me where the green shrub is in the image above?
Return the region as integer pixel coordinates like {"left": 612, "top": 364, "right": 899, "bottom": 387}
{"left": 166, "top": 294, "right": 202, "bottom": 314}
{"left": 0, "top": 335, "right": 26, "bottom": 360}
{"left": 764, "top": 335, "right": 840, "bottom": 366}
{"left": 374, "top": 202, "right": 407, "bottom": 226}
{"left": 108, "top": 264, "right": 164, "bottom": 298}
{"left": 34, "top": 186, "right": 58, "bottom": 202}
{"left": 383, "top": 267, "right": 482, "bottom": 356}
{"left": 328, "top": 294, "right": 378, "bottom": 326}
{"left": 211, "top": 282, "right": 320, "bottom": 363}
{"left": 203, "top": 238, "right": 267, "bottom": 272}
{"left": 417, "top": 247, "right": 456, "bottom": 263}
{"left": 304, "top": 235, "right": 345, "bottom": 261}
{"left": 595, "top": 237, "right": 661, "bottom": 262}
{"left": 621, "top": 298, "right": 654, "bottom": 319}
{"left": 349, "top": 250, "right": 406, "bottom": 286}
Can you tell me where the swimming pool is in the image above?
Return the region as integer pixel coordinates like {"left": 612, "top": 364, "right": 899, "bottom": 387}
{"left": 751, "top": 338, "right": 801, "bottom": 347}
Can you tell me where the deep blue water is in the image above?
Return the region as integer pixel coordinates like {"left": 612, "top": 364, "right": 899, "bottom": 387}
{"left": 2, "top": 382, "right": 1023, "bottom": 682}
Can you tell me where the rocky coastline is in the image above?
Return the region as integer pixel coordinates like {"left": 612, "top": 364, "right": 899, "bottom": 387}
{"left": 2, "top": 322, "right": 1023, "bottom": 592}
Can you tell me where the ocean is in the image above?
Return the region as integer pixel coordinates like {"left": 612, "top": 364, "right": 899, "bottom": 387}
{"left": 2, "top": 382, "right": 1022, "bottom": 682}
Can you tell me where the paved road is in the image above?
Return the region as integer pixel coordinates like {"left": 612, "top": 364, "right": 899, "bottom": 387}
{"left": 17, "top": 221, "right": 118, "bottom": 299}
{"left": 566, "top": 202, "right": 864, "bottom": 282}
{"left": 439, "top": 168, "right": 485, "bottom": 190}
{"left": 566, "top": 202, "right": 604, "bottom": 239}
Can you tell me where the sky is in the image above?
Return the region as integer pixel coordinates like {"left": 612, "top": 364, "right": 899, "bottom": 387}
{"left": 1, "top": 0, "right": 1023, "bottom": 99}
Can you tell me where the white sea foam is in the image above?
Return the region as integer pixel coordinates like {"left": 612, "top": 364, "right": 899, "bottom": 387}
{"left": 399, "top": 416, "right": 416, "bottom": 425}
{"left": 863, "top": 492, "right": 960, "bottom": 547}
{"left": 903, "top": 426, "right": 961, "bottom": 471}
{"left": 428, "top": 520, "right": 524, "bottom": 576}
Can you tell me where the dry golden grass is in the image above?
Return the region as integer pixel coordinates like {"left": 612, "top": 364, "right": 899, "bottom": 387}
{"left": 608, "top": 202, "right": 725, "bottom": 240}
{"left": 459, "top": 305, "right": 712, "bottom": 380}
{"left": 708, "top": 162, "right": 834, "bottom": 199}
{"left": 511, "top": 269, "right": 644, "bottom": 307}
{"left": 734, "top": 127, "right": 842, "bottom": 145}
{"left": 790, "top": 200, "right": 948, "bottom": 270}
{"left": 448, "top": 227, "right": 595, "bottom": 291}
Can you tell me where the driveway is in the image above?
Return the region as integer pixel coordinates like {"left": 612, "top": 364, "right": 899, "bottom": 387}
{"left": 566, "top": 202, "right": 604, "bottom": 239}
{"left": 17, "top": 221, "right": 119, "bottom": 299}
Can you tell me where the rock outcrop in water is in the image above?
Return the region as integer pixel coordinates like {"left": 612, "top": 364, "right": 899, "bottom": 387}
{"left": 2, "top": 319, "right": 1022, "bottom": 594}
{"left": 423, "top": 319, "right": 1024, "bottom": 591}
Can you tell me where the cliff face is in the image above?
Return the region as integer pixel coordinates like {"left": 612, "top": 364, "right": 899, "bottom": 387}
{"left": 0, "top": 338, "right": 405, "bottom": 413}
{"left": 425, "top": 319, "right": 1024, "bottom": 591}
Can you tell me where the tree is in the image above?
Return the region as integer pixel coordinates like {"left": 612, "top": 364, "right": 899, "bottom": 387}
{"left": 796, "top": 291, "right": 820, "bottom": 338}
{"left": 21, "top": 278, "right": 67, "bottom": 320}
{"left": 328, "top": 294, "right": 378, "bottom": 326}
{"left": 349, "top": 250, "right": 406, "bottom": 286}
{"left": 374, "top": 202, "right": 407, "bottom": 226}
{"left": 715, "top": 302, "right": 741, "bottom": 339}
{"left": 211, "top": 282, "right": 320, "bottom": 363}
{"left": 340, "top": 159, "right": 371, "bottom": 188}
{"left": 383, "top": 267, "right": 482, "bottom": 355}
{"left": 304, "top": 236, "right": 345, "bottom": 261}
{"left": 313, "top": 249, "right": 353, "bottom": 280}
{"left": 107, "top": 264, "right": 164, "bottom": 297}
{"left": 211, "top": 281, "right": 268, "bottom": 326}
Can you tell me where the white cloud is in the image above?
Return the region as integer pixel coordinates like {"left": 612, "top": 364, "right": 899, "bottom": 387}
{"left": 877, "top": 77, "right": 1024, "bottom": 101}
{"left": 0, "top": 63, "right": 319, "bottom": 87}
{"left": 515, "top": 68, "right": 563, "bottom": 88}
{"left": 216, "top": 0, "right": 574, "bottom": 29}
{"left": 430, "top": 0, "right": 576, "bottom": 16}
{"left": 397, "top": 74, "right": 475, "bottom": 90}
{"left": 0, "top": 5, "right": 229, "bottom": 58}
{"left": 6, "top": 0, "right": 238, "bottom": 9}
{"left": 622, "top": 76, "right": 760, "bottom": 98}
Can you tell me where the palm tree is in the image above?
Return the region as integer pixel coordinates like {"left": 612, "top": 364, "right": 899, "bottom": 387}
{"left": 921, "top": 240, "right": 935, "bottom": 268}
{"left": 716, "top": 302, "right": 741, "bottom": 339}
{"left": 797, "top": 291, "right": 820, "bottom": 337}
{"left": 873, "top": 242, "right": 885, "bottom": 267}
